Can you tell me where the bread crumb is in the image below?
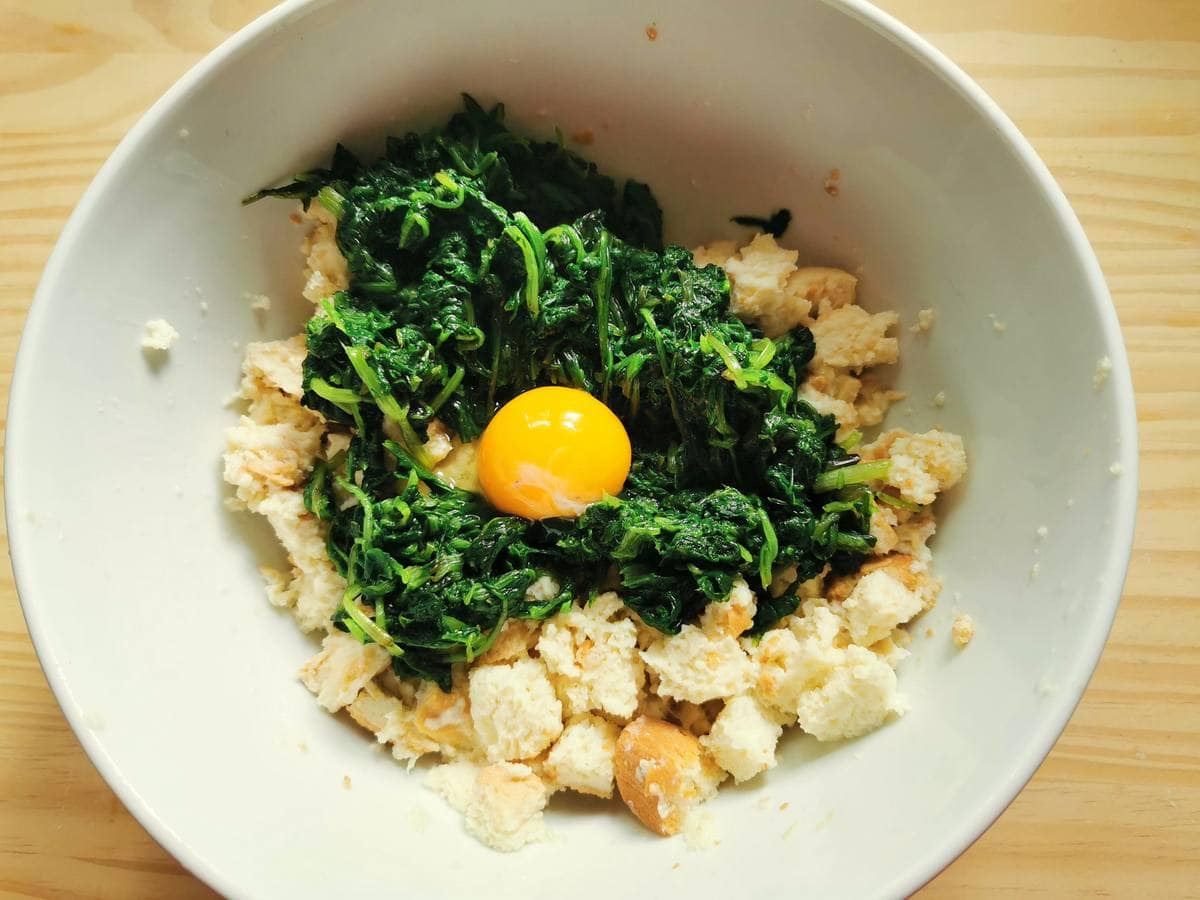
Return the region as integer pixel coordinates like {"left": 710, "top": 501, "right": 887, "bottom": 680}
{"left": 952, "top": 614, "right": 974, "bottom": 648}
{"left": 571, "top": 128, "right": 595, "bottom": 146}
{"left": 925, "top": 627, "right": 935, "bottom": 638}
{"left": 1036, "top": 525, "right": 1048, "bottom": 539}
{"left": 779, "top": 801, "right": 790, "bottom": 811}
{"left": 1093, "top": 356, "right": 1113, "bottom": 390}
{"left": 141, "top": 318, "right": 179, "bottom": 351}
{"left": 823, "top": 168, "right": 840, "bottom": 197}
{"left": 199, "top": 301, "right": 209, "bottom": 315}
{"left": 672, "top": 861, "right": 681, "bottom": 870}
{"left": 646, "top": 23, "right": 658, "bottom": 40}
{"left": 1109, "top": 462, "right": 1124, "bottom": 476}
{"left": 342, "top": 775, "right": 352, "bottom": 789}
{"left": 682, "top": 809, "right": 719, "bottom": 850}
{"left": 1066, "top": 498, "right": 1075, "bottom": 508}
{"left": 988, "top": 313, "right": 1007, "bottom": 333}
{"left": 910, "top": 308, "right": 936, "bottom": 333}
{"left": 931, "top": 390, "right": 946, "bottom": 408}
{"left": 246, "top": 292, "right": 272, "bottom": 313}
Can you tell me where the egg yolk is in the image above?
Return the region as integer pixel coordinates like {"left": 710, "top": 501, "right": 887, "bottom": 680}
{"left": 477, "top": 386, "right": 632, "bottom": 520}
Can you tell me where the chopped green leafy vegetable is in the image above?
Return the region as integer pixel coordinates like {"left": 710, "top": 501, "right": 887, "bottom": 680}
{"left": 731, "top": 208, "right": 792, "bottom": 238}
{"left": 250, "top": 96, "right": 876, "bottom": 688}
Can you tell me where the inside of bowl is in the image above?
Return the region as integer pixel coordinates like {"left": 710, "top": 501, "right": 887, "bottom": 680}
{"left": 7, "top": 1, "right": 1136, "bottom": 897}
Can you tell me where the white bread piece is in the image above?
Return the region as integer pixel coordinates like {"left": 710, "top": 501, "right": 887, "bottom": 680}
{"left": 298, "top": 631, "right": 390, "bottom": 712}
{"left": 544, "top": 714, "right": 620, "bottom": 798}
{"left": 700, "top": 694, "right": 783, "bottom": 783}
{"left": 841, "top": 569, "right": 924, "bottom": 647}
{"left": 536, "top": 592, "right": 643, "bottom": 720}
{"left": 427, "top": 761, "right": 549, "bottom": 852}
{"left": 641, "top": 624, "right": 754, "bottom": 704}
{"left": 808, "top": 304, "right": 899, "bottom": 370}
{"left": 468, "top": 657, "right": 563, "bottom": 762}
{"left": 613, "top": 716, "right": 724, "bottom": 836}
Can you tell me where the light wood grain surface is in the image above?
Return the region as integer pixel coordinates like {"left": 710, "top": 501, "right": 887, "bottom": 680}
{"left": 1, "top": 1, "right": 1197, "bottom": 897}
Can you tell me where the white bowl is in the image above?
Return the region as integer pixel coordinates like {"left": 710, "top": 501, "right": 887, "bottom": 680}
{"left": 7, "top": 1, "right": 1137, "bottom": 897}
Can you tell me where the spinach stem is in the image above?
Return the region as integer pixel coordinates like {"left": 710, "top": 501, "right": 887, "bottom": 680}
{"left": 596, "top": 231, "right": 613, "bottom": 402}
{"left": 503, "top": 224, "right": 541, "bottom": 317}
{"left": 814, "top": 459, "right": 891, "bottom": 492}
{"left": 341, "top": 586, "right": 405, "bottom": 657}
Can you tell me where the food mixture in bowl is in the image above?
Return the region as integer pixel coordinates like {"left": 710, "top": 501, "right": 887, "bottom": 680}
{"left": 223, "top": 97, "right": 967, "bottom": 851}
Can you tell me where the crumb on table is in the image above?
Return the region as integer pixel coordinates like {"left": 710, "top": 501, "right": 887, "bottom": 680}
{"left": 646, "top": 24, "right": 658, "bottom": 41}
{"left": 570, "top": 128, "right": 595, "bottom": 146}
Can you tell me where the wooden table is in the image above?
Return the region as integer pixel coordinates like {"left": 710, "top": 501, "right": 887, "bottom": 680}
{"left": 1, "top": 1, "right": 1197, "bottom": 896}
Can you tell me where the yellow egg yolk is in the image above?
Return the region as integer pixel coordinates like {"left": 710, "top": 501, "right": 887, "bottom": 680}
{"left": 477, "top": 386, "right": 632, "bottom": 520}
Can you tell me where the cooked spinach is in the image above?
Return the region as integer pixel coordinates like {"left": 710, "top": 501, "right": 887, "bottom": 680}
{"left": 731, "top": 208, "right": 792, "bottom": 238}
{"left": 250, "top": 96, "right": 877, "bottom": 688}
